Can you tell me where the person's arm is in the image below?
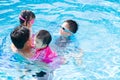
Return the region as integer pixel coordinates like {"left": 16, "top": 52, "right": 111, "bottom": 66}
{"left": 11, "top": 44, "right": 17, "bottom": 52}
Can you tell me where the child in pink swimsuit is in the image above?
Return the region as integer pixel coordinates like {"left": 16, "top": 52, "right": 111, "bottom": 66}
{"left": 31, "top": 30, "right": 65, "bottom": 79}
{"left": 31, "top": 30, "right": 57, "bottom": 64}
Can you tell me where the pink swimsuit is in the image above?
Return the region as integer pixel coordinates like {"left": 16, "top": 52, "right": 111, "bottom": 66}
{"left": 30, "top": 34, "right": 57, "bottom": 64}
{"left": 31, "top": 46, "right": 57, "bottom": 64}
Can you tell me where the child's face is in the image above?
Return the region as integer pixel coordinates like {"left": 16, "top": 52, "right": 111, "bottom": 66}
{"left": 34, "top": 37, "right": 43, "bottom": 49}
{"left": 59, "top": 22, "right": 72, "bottom": 37}
{"left": 20, "top": 16, "right": 35, "bottom": 28}
{"left": 29, "top": 19, "right": 34, "bottom": 25}
{"left": 28, "top": 17, "right": 35, "bottom": 28}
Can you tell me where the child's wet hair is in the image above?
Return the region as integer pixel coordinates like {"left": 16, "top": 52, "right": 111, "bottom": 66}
{"left": 65, "top": 20, "right": 78, "bottom": 33}
{"left": 36, "top": 30, "right": 52, "bottom": 46}
{"left": 19, "top": 10, "right": 35, "bottom": 25}
{"left": 10, "top": 26, "right": 30, "bottom": 49}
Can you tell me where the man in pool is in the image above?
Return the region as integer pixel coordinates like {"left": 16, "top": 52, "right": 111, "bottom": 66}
{"left": 10, "top": 26, "right": 49, "bottom": 79}
{"left": 10, "top": 26, "right": 34, "bottom": 58}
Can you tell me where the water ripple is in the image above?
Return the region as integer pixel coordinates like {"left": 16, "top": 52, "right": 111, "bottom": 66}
{"left": 0, "top": 0, "right": 120, "bottom": 80}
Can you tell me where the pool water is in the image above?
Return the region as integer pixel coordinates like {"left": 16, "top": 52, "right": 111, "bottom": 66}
{"left": 0, "top": 0, "right": 120, "bottom": 80}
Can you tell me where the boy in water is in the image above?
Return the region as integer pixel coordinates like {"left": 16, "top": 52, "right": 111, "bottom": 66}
{"left": 52, "top": 20, "right": 83, "bottom": 64}
{"left": 58, "top": 20, "right": 77, "bottom": 45}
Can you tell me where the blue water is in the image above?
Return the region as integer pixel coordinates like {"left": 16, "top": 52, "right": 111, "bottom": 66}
{"left": 0, "top": 0, "right": 120, "bottom": 80}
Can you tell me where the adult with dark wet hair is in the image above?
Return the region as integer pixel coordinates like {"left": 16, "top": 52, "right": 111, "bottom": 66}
{"left": 10, "top": 26, "right": 33, "bottom": 58}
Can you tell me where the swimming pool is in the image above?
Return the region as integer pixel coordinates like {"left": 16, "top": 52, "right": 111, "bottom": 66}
{"left": 0, "top": 0, "right": 120, "bottom": 80}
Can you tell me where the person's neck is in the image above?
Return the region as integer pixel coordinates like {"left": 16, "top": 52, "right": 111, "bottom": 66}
{"left": 19, "top": 44, "right": 31, "bottom": 52}
{"left": 17, "top": 45, "right": 32, "bottom": 57}
{"left": 61, "top": 35, "right": 70, "bottom": 40}
{"left": 11, "top": 44, "right": 33, "bottom": 58}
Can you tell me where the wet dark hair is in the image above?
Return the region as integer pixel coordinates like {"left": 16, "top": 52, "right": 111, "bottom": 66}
{"left": 19, "top": 10, "right": 35, "bottom": 26}
{"left": 36, "top": 30, "right": 52, "bottom": 46}
{"left": 10, "top": 26, "right": 30, "bottom": 49}
{"left": 65, "top": 20, "right": 78, "bottom": 33}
